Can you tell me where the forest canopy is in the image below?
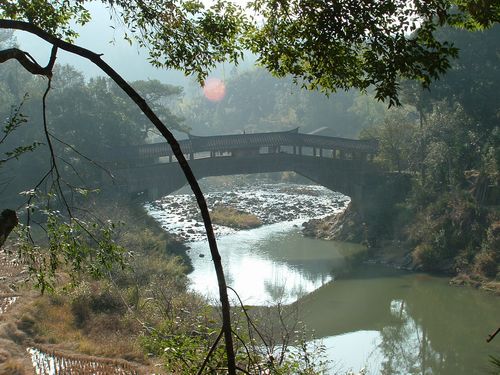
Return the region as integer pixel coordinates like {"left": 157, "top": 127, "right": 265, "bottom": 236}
{"left": 2, "top": 0, "right": 500, "bottom": 104}
{"left": 1, "top": 2, "right": 499, "bottom": 374}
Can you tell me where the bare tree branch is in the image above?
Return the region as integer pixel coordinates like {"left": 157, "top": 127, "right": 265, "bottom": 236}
{"left": 0, "top": 46, "right": 57, "bottom": 77}
{"left": 487, "top": 327, "right": 500, "bottom": 343}
{"left": 41, "top": 76, "right": 73, "bottom": 220}
{"left": 196, "top": 328, "right": 224, "bottom": 375}
{"left": 49, "top": 131, "right": 115, "bottom": 181}
{"left": 227, "top": 285, "right": 270, "bottom": 349}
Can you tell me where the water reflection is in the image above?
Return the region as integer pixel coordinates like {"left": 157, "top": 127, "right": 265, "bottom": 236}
{"left": 299, "top": 266, "right": 500, "bottom": 375}
{"left": 378, "top": 300, "right": 442, "bottom": 375}
{"left": 188, "top": 222, "right": 345, "bottom": 304}
{"left": 149, "top": 180, "right": 499, "bottom": 374}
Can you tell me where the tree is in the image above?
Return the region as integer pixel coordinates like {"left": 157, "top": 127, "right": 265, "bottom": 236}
{"left": 1, "top": 1, "right": 499, "bottom": 373}
{"left": 183, "top": 67, "right": 385, "bottom": 137}
{"left": 361, "top": 108, "right": 418, "bottom": 173}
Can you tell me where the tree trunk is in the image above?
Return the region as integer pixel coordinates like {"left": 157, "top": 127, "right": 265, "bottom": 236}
{"left": 0, "top": 209, "right": 18, "bottom": 248}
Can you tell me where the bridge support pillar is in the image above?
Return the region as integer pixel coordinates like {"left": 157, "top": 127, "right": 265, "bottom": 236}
{"left": 319, "top": 148, "right": 323, "bottom": 158}
{"left": 147, "top": 186, "right": 159, "bottom": 201}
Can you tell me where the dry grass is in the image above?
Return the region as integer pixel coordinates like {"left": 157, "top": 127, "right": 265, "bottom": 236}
{"left": 0, "top": 201, "right": 200, "bottom": 374}
{"left": 0, "top": 358, "right": 26, "bottom": 375}
{"left": 30, "top": 295, "right": 146, "bottom": 363}
{"left": 211, "top": 205, "right": 262, "bottom": 229}
{"left": 450, "top": 273, "right": 500, "bottom": 295}
{"left": 0, "top": 249, "right": 35, "bottom": 374}
{"left": 481, "top": 280, "right": 500, "bottom": 295}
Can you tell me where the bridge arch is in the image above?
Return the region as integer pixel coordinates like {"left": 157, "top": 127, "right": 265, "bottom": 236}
{"left": 104, "top": 129, "right": 381, "bottom": 202}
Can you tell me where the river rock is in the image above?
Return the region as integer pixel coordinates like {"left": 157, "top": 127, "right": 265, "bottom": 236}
{"left": 302, "top": 202, "right": 365, "bottom": 243}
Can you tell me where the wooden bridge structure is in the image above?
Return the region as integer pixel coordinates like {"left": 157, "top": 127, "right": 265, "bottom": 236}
{"left": 105, "top": 128, "right": 382, "bottom": 201}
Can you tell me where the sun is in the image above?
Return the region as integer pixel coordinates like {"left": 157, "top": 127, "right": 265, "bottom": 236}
{"left": 203, "top": 78, "right": 226, "bottom": 102}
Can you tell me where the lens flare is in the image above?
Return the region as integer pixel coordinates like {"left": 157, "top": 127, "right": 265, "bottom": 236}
{"left": 203, "top": 78, "right": 226, "bottom": 102}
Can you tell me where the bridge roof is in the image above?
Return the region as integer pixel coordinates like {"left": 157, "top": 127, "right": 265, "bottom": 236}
{"left": 189, "top": 128, "right": 300, "bottom": 151}
{"left": 110, "top": 129, "right": 378, "bottom": 161}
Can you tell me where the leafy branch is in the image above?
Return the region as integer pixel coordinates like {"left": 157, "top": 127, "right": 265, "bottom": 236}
{"left": 0, "top": 18, "right": 237, "bottom": 374}
{"left": 0, "top": 94, "right": 41, "bottom": 166}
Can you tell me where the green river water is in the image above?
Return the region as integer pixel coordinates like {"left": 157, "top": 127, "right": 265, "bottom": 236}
{"left": 188, "top": 227, "right": 500, "bottom": 375}
{"left": 148, "top": 182, "right": 500, "bottom": 374}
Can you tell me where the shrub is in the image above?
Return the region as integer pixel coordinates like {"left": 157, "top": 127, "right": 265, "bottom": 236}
{"left": 70, "top": 282, "right": 125, "bottom": 328}
{"left": 90, "top": 286, "right": 125, "bottom": 315}
{"left": 412, "top": 243, "right": 441, "bottom": 270}
{"left": 473, "top": 251, "right": 498, "bottom": 278}
{"left": 71, "top": 295, "right": 92, "bottom": 328}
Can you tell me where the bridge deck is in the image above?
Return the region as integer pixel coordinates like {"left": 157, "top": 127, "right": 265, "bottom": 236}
{"left": 103, "top": 129, "right": 380, "bottom": 200}
{"left": 105, "top": 128, "right": 378, "bottom": 163}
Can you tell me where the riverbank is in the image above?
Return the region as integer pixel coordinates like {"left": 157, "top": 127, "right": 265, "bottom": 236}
{"left": 0, "top": 198, "right": 199, "bottom": 374}
{"left": 302, "top": 203, "right": 500, "bottom": 295}
{"left": 0, "top": 247, "right": 35, "bottom": 374}
{"left": 146, "top": 180, "right": 500, "bottom": 374}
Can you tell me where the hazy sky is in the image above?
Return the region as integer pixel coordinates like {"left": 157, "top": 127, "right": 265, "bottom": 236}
{"left": 14, "top": 2, "right": 251, "bottom": 90}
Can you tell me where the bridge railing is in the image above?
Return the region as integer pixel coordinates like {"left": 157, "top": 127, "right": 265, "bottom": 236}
{"left": 103, "top": 130, "right": 378, "bottom": 166}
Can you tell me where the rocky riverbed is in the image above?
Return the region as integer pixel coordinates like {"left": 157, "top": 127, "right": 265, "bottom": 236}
{"left": 145, "top": 183, "right": 349, "bottom": 242}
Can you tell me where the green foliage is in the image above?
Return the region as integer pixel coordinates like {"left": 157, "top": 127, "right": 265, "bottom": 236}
{"left": 0, "top": 0, "right": 91, "bottom": 40}
{"left": 404, "top": 25, "right": 500, "bottom": 138}
{"left": 367, "top": 74, "right": 498, "bottom": 274}
{"left": 140, "top": 318, "right": 227, "bottom": 374}
{"left": 96, "top": 0, "right": 248, "bottom": 84}
{"left": 246, "top": 0, "right": 459, "bottom": 105}
{"left": 475, "top": 220, "right": 500, "bottom": 278}
{"left": 0, "top": 95, "right": 41, "bottom": 165}
{"left": 0, "top": 61, "right": 185, "bottom": 207}
{"left": 269, "top": 334, "right": 329, "bottom": 375}
{"left": 361, "top": 108, "right": 418, "bottom": 172}
{"left": 14, "top": 195, "right": 129, "bottom": 293}
{"left": 386, "top": 26, "right": 500, "bottom": 277}
{"left": 473, "top": 250, "right": 498, "bottom": 278}
{"left": 184, "top": 67, "right": 387, "bottom": 137}
{"left": 139, "top": 308, "right": 330, "bottom": 374}
{"left": 408, "top": 189, "right": 487, "bottom": 271}
{"left": 449, "top": 0, "right": 500, "bottom": 29}
{"left": 3, "top": 1, "right": 499, "bottom": 103}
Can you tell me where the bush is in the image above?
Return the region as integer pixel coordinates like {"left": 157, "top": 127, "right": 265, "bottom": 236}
{"left": 473, "top": 251, "right": 498, "bottom": 278}
{"left": 71, "top": 295, "right": 92, "bottom": 328}
{"left": 412, "top": 243, "right": 442, "bottom": 270}
{"left": 70, "top": 282, "right": 125, "bottom": 328}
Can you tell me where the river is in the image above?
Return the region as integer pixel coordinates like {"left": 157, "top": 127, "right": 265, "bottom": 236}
{"left": 146, "top": 179, "right": 500, "bottom": 375}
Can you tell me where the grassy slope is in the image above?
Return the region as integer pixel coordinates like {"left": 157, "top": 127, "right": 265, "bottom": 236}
{"left": 0, "top": 197, "right": 197, "bottom": 373}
